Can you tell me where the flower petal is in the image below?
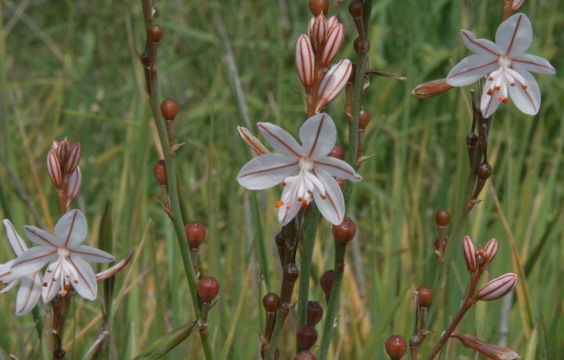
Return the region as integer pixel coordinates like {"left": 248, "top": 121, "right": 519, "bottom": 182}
{"left": 512, "top": 54, "right": 556, "bottom": 75}
{"left": 460, "top": 30, "right": 502, "bottom": 57}
{"left": 237, "top": 154, "right": 299, "bottom": 190}
{"left": 299, "top": 113, "right": 337, "bottom": 159}
{"left": 11, "top": 246, "right": 57, "bottom": 276}
{"left": 278, "top": 180, "right": 303, "bottom": 226}
{"left": 42, "top": 260, "right": 63, "bottom": 303}
{"left": 71, "top": 245, "right": 115, "bottom": 264}
{"left": 67, "top": 254, "right": 98, "bottom": 300}
{"left": 447, "top": 55, "right": 499, "bottom": 86}
{"left": 3, "top": 219, "right": 28, "bottom": 255}
{"left": 480, "top": 84, "right": 503, "bottom": 118}
{"left": 55, "top": 209, "right": 88, "bottom": 248}
{"left": 495, "top": 13, "right": 532, "bottom": 55}
{"left": 257, "top": 122, "right": 303, "bottom": 158}
{"left": 24, "top": 225, "right": 60, "bottom": 247}
{"left": 314, "top": 156, "right": 362, "bottom": 182}
{"left": 0, "top": 278, "right": 18, "bottom": 294}
{"left": 15, "top": 273, "right": 42, "bottom": 316}
{"left": 312, "top": 169, "right": 344, "bottom": 225}
{"left": 508, "top": 67, "right": 540, "bottom": 115}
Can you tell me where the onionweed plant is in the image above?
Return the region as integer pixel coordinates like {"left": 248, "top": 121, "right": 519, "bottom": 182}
{"left": 0, "top": 0, "right": 558, "bottom": 359}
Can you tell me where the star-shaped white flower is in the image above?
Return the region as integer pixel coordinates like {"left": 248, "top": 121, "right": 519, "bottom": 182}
{"left": 237, "top": 113, "right": 362, "bottom": 226}
{"left": 8, "top": 210, "right": 114, "bottom": 302}
{"left": 447, "top": 13, "right": 555, "bottom": 118}
{"left": 0, "top": 220, "right": 42, "bottom": 316}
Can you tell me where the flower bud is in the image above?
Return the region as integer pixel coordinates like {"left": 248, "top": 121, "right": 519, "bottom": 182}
{"left": 512, "top": 0, "right": 525, "bottom": 11}
{"left": 416, "top": 286, "right": 432, "bottom": 308}
{"left": 332, "top": 217, "right": 356, "bottom": 245}
{"left": 463, "top": 235, "right": 477, "bottom": 272}
{"left": 147, "top": 24, "right": 164, "bottom": 42}
{"left": 385, "top": 335, "right": 407, "bottom": 359}
{"left": 326, "top": 16, "right": 338, "bottom": 32}
{"left": 316, "top": 59, "right": 352, "bottom": 112}
{"left": 67, "top": 167, "right": 81, "bottom": 204}
{"left": 320, "top": 270, "right": 334, "bottom": 301}
{"left": 297, "top": 325, "right": 318, "bottom": 351}
{"left": 320, "top": 23, "right": 344, "bottom": 67}
{"left": 262, "top": 292, "right": 281, "bottom": 313}
{"left": 65, "top": 143, "right": 81, "bottom": 174}
{"left": 53, "top": 139, "right": 69, "bottom": 161}
{"left": 451, "top": 333, "right": 520, "bottom": 360}
{"left": 153, "top": 160, "right": 167, "bottom": 185}
{"left": 328, "top": 144, "right": 344, "bottom": 160}
{"left": 311, "top": 15, "right": 327, "bottom": 51}
{"left": 475, "top": 273, "right": 518, "bottom": 301}
{"left": 308, "top": 0, "right": 328, "bottom": 16}
{"left": 296, "top": 35, "right": 315, "bottom": 89}
{"left": 295, "top": 351, "right": 317, "bottom": 360}
{"left": 237, "top": 126, "right": 269, "bottom": 155}
{"left": 160, "top": 99, "right": 179, "bottom": 120}
{"left": 435, "top": 210, "right": 450, "bottom": 226}
{"left": 47, "top": 151, "right": 63, "bottom": 188}
{"left": 197, "top": 276, "right": 220, "bottom": 303}
{"left": 359, "top": 109, "right": 371, "bottom": 129}
{"left": 483, "top": 238, "right": 498, "bottom": 265}
{"left": 185, "top": 221, "right": 207, "bottom": 251}
{"left": 306, "top": 301, "right": 323, "bottom": 326}
{"left": 411, "top": 78, "right": 454, "bottom": 99}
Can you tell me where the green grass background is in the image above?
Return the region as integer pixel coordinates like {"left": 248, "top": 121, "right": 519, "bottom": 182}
{"left": 0, "top": 0, "right": 561, "bottom": 359}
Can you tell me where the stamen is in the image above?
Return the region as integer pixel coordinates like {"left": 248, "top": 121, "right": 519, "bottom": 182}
{"left": 488, "top": 76, "right": 494, "bottom": 81}
{"left": 494, "top": 86, "right": 501, "bottom": 91}
{"left": 47, "top": 269, "right": 53, "bottom": 273}
{"left": 275, "top": 200, "right": 284, "bottom": 208}
{"left": 320, "top": 194, "right": 327, "bottom": 199}
{"left": 42, "top": 282, "right": 48, "bottom": 287}
{"left": 64, "top": 284, "right": 72, "bottom": 291}
{"left": 280, "top": 181, "right": 286, "bottom": 187}
{"left": 510, "top": 83, "right": 515, "bottom": 87}
{"left": 487, "top": 89, "right": 494, "bottom": 96}
{"left": 73, "top": 280, "right": 78, "bottom": 284}
{"left": 297, "top": 197, "right": 303, "bottom": 202}
{"left": 521, "top": 84, "right": 527, "bottom": 89}
{"left": 502, "top": 97, "right": 509, "bottom": 103}
{"left": 301, "top": 200, "right": 309, "bottom": 208}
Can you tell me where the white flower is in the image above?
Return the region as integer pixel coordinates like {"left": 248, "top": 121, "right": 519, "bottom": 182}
{"left": 237, "top": 113, "right": 362, "bottom": 226}
{"left": 0, "top": 220, "right": 42, "bottom": 316}
{"left": 8, "top": 209, "right": 114, "bottom": 302}
{"left": 447, "top": 13, "right": 555, "bottom": 118}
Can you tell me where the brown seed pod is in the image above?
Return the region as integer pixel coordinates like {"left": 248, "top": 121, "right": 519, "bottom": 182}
{"left": 308, "top": 0, "right": 328, "bottom": 15}
{"left": 297, "top": 325, "right": 318, "bottom": 351}
{"left": 185, "top": 221, "right": 207, "bottom": 250}
{"left": 295, "top": 351, "right": 317, "bottom": 360}
{"left": 359, "top": 109, "right": 371, "bottom": 129}
{"left": 348, "top": 0, "right": 364, "bottom": 18}
{"left": 332, "top": 217, "right": 357, "bottom": 245}
{"left": 320, "top": 270, "right": 334, "bottom": 301}
{"left": 477, "top": 162, "right": 492, "bottom": 180}
{"left": 385, "top": 335, "right": 407, "bottom": 359}
{"left": 416, "top": 286, "right": 432, "bottom": 308}
{"left": 435, "top": 210, "right": 450, "bottom": 226}
{"left": 153, "top": 160, "right": 167, "bottom": 185}
{"left": 262, "top": 292, "right": 281, "bottom": 313}
{"left": 306, "top": 301, "right": 324, "bottom": 326}
{"left": 160, "top": 99, "right": 179, "bottom": 120}
{"left": 147, "top": 25, "right": 164, "bottom": 42}
{"left": 197, "top": 276, "right": 219, "bottom": 303}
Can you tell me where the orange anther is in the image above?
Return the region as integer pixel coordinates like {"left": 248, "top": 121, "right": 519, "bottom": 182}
{"left": 320, "top": 194, "right": 327, "bottom": 199}
{"left": 487, "top": 89, "right": 494, "bottom": 96}
{"left": 510, "top": 83, "right": 515, "bottom": 87}
{"left": 275, "top": 200, "right": 284, "bottom": 208}
{"left": 502, "top": 97, "right": 509, "bottom": 103}
{"left": 521, "top": 84, "right": 527, "bottom": 89}
{"left": 280, "top": 181, "right": 287, "bottom": 187}
{"left": 494, "top": 86, "right": 501, "bottom": 91}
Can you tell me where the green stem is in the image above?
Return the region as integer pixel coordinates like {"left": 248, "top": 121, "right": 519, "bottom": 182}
{"left": 318, "top": 243, "right": 347, "bottom": 360}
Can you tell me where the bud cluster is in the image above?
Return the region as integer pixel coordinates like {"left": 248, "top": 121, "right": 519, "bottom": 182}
{"left": 46, "top": 139, "right": 82, "bottom": 208}
{"left": 296, "top": 3, "right": 351, "bottom": 114}
{"left": 462, "top": 236, "right": 498, "bottom": 273}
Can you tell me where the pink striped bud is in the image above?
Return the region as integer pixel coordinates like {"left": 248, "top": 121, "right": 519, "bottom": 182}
{"left": 53, "top": 139, "right": 69, "bottom": 161}
{"left": 237, "top": 126, "right": 269, "bottom": 155}
{"left": 316, "top": 59, "right": 352, "bottom": 112}
{"left": 512, "top": 0, "right": 525, "bottom": 11}
{"left": 451, "top": 333, "right": 520, "bottom": 360}
{"left": 326, "top": 16, "right": 338, "bottom": 32}
{"left": 47, "top": 150, "right": 63, "bottom": 188}
{"left": 311, "top": 15, "right": 327, "bottom": 51}
{"left": 475, "top": 273, "right": 518, "bottom": 301}
{"left": 411, "top": 78, "right": 454, "bottom": 99}
{"left": 320, "top": 23, "right": 344, "bottom": 67}
{"left": 307, "top": 17, "right": 315, "bottom": 39}
{"left": 296, "top": 34, "right": 315, "bottom": 89}
{"left": 66, "top": 167, "right": 82, "bottom": 206}
{"left": 65, "top": 143, "right": 81, "bottom": 174}
{"left": 463, "top": 235, "right": 477, "bottom": 272}
{"left": 483, "top": 238, "right": 498, "bottom": 266}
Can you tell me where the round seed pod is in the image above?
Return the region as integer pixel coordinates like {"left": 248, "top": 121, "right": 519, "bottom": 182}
{"left": 262, "top": 293, "right": 281, "bottom": 313}
{"left": 477, "top": 162, "right": 492, "bottom": 179}
{"left": 435, "top": 210, "right": 450, "bottom": 226}
{"left": 332, "top": 217, "right": 357, "bottom": 245}
{"left": 153, "top": 160, "right": 167, "bottom": 185}
{"left": 296, "top": 325, "right": 318, "bottom": 351}
{"left": 160, "top": 99, "right": 179, "bottom": 120}
{"left": 359, "top": 109, "right": 371, "bottom": 129}
{"left": 385, "top": 335, "right": 407, "bottom": 359}
{"left": 295, "top": 351, "right": 317, "bottom": 360}
{"left": 416, "top": 286, "right": 432, "bottom": 308}
{"left": 185, "top": 221, "right": 207, "bottom": 251}
{"left": 197, "top": 276, "right": 219, "bottom": 303}
{"left": 147, "top": 24, "right": 164, "bottom": 42}
{"left": 348, "top": 0, "right": 364, "bottom": 17}
{"left": 320, "top": 270, "right": 334, "bottom": 301}
{"left": 306, "top": 301, "right": 324, "bottom": 326}
{"left": 308, "top": 0, "right": 328, "bottom": 15}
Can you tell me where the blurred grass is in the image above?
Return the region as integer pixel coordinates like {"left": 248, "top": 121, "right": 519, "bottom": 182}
{"left": 0, "top": 0, "right": 561, "bottom": 359}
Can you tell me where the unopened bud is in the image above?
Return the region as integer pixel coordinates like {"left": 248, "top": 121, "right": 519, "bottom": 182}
{"left": 332, "top": 217, "right": 356, "bottom": 245}
{"left": 320, "top": 24, "right": 344, "bottom": 67}
{"left": 475, "top": 273, "right": 518, "bottom": 301}
{"left": 385, "top": 335, "right": 407, "bottom": 360}
{"left": 147, "top": 25, "right": 164, "bottom": 42}
{"left": 185, "top": 221, "right": 207, "bottom": 251}
{"left": 295, "top": 351, "right": 317, "bottom": 360}
{"left": 316, "top": 59, "right": 352, "bottom": 112}
{"left": 411, "top": 78, "right": 454, "bottom": 99}
{"left": 66, "top": 143, "right": 81, "bottom": 174}
{"left": 435, "top": 210, "right": 450, "bottom": 226}
{"left": 306, "top": 301, "right": 324, "bottom": 326}
{"left": 320, "top": 270, "right": 334, "bottom": 301}
{"left": 483, "top": 238, "right": 498, "bottom": 266}
{"left": 237, "top": 126, "right": 269, "bottom": 155}
{"left": 328, "top": 144, "right": 345, "bottom": 160}
{"left": 160, "top": 99, "right": 179, "bottom": 120}
{"left": 359, "top": 109, "right": 371, "bottom": 129}
{"left": 197, "top": 276, "right": 220, "bottom": 303}
{"left": 326, "top": 16, "right": 338, "bottom": 32}
{"left": 66, "top": 167, "right": 81, "bottom": 205}
{"left": 54, "top": 139, "right": 69, "bottom": 161}
{"left": 416, "top": 286, "right": 432, "bottom": 308}
{"left": 451, "top": 333, "right": 520, "bottom": 360}
{"left": 296, "top": 35, "right": 315, "bottom": 89}
{"left": 153, "top": 160, "right": 167, "bottom": 185}
{"left": 262, "top": 292, "right": 281, "bottom": 313}
{"left": 311, "top": 15, "right": 327, "bottom": 51}
{"left": 297, "top": 325, "right": 318, "bottom": 351}
{"left": 47, "top": 151, "right": 63, "bottom": 188}
{"left": 308, "top": 0, "right": 328, "bottom": 15}
{"left": 512, "top": 0, "right": 525, "bottom": 11}
{"left": 463, "top": 235, "right": 477, "bottom": 273}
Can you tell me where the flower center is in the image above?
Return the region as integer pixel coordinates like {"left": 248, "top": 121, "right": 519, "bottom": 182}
{"left": 57, "top": 247, "right": 69, "bottom": 258}
{"left": 299, "top": 157, "right": 314, "bottom": 171}
{"left": 498, "top": 56, "right": 512, "bottom": 69}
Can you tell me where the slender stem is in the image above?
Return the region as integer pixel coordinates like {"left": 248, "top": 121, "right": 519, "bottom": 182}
{"left": 263, "top": 304, "right": 290, "bottom": 360}
{"left": 318, "top": 243, "right": 347, "bottom": 360}
{"left": 296, "top": 207, "right": 320, "bottom": 329}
